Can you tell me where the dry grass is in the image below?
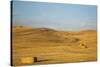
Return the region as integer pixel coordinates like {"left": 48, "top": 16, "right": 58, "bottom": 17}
{"left": 12, "top": 26, "right": 97, "bottom": 66}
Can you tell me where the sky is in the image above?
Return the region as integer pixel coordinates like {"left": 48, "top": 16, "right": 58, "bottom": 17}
{"left": 12, "top": 1, "right": 97, "bottom": 31}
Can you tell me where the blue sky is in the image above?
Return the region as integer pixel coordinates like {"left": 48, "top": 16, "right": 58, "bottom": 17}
{"left": 12, "top": 1, "right": 97, "bottom": 31}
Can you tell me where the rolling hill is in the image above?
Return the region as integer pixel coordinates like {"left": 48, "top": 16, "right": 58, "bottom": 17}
{"left": 12, "top": 26, "right": 97, "bottom": 66}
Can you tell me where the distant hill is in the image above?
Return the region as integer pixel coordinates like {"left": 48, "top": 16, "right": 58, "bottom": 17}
{"left": 12, "top": 26, "right": 82, "bottom": 43}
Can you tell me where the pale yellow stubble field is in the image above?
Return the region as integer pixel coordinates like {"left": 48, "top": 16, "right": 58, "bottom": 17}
{"left": 12, "top": 26, "right": 97, "bottom": 66}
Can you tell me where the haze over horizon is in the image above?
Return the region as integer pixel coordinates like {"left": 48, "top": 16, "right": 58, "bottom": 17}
{"left": 12, "top": 1, "right": 97, "bottom": 31}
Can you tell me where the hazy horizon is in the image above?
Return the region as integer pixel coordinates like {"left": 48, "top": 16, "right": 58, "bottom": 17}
{"left": 12, "top": 1, "right": 97, "bottom": 31}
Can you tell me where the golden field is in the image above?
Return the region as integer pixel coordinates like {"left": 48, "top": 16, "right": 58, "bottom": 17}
{"left": 12, "top": 26, "right": 97, "bottom": 66}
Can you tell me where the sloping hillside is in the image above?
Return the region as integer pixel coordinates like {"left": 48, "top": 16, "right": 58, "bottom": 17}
{"left": 12, "top": 26, "right": 97, "bottom": 66}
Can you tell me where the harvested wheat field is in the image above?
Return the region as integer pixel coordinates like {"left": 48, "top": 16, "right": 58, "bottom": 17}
{"left": 12, "top": 26, "right": 97, "bottom": 66}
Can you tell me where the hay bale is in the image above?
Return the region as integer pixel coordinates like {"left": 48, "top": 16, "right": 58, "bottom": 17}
{"left": 21, "top": 57, "right": 33, "bottom": 64}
